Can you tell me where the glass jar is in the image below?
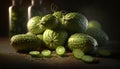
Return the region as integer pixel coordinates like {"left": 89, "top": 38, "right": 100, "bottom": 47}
{"left": 28, "top": 0, "right": 47, "bottom": 20}
{"left": 9, "top": 0, "right": 27, "bottom": 37}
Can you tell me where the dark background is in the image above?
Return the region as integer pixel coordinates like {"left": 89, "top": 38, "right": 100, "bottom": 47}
{"left": 0, "top": 1, "right": 120, "bottom": 69}
{"left": 0, "top": 0, "right": 120, "bottom": 41}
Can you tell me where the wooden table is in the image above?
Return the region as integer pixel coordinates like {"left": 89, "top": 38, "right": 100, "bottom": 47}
{"left": 0, "top": 38, "right": 120, "bottom": 69}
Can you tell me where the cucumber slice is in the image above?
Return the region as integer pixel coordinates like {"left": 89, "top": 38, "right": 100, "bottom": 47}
{"left": 41, "top": 49, "right": 51, "bottom": 57}
{"left": 29, "top": 51, "right": 40, "bottom": 58}
{"left": 98, "top": 49, "right": 111, "bottom": 57}
{"left": 56, "top": 46, "right": 66, "bottom": 56}
{"left": 72, "top": 49, "right": 84, "bottom": 59}
{"left": 81, "top": 55, "right": 94, "bottom": 63}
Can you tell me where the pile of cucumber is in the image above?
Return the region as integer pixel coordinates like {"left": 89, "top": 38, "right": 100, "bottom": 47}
{"left": 10, "top": 11, "right": 111, "bottom": 63}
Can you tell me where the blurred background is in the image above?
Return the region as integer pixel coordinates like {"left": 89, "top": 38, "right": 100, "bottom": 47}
{"left": 0, "top": 0, "right": 120, "bottom": 41}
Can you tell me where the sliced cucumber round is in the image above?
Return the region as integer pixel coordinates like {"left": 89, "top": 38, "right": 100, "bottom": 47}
{"left": 98, "top": 49, "right": 111, "bottom": 57}
{"left": 81, "top": 55, "right": 94, "bottom": 63}
{"left": 41, "top": 49, "right": 51, "bottom": 58}
{"left": 29, "top": 51, "right": 40, "bottom": 58}
{"left": 72, "top": 49, "right": 84, "bottom": 59}
{"left": 56, "top": 46, "right": 66, "bottom": 56}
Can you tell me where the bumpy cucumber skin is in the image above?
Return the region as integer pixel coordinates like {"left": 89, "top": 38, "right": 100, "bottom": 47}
{"left": 27, "top": 16, "right": 46, "bottom": 35}
{"left": 62, "top": 12, "right": 88, "bottom": 33}
{"left": 43, "top": 29, "right": 68, "bottom": 50}
{"left": 68, "top": 33, "right": 98, "bottom": 53}
{"left": 40, "top": 14, "right": 58, "bottom": 29}
{"left": 10, "top": 34, "right": 41, "bottom": 52}
{"left": 86, "top": 28, "right": 109, "bottom": 47}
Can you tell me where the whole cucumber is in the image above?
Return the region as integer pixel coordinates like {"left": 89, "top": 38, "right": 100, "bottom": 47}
{"left": 10, "top": 34, "right": 42, "bottom": 53}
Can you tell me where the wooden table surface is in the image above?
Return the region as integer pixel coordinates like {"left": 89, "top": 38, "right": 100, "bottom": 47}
{"left": 0, "top": 38, "right": 120, "bottom": 69}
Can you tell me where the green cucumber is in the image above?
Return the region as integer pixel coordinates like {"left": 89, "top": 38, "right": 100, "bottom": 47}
{"left": 56, "top": 46, "right": 66, "bottom": 56}
{"left": 40, "top": 14, "right": 58, "bottom": 29}
{"left": 41, "top": 49, "right": 51, "bottom": 58}
{"left": 72, "top": 49, "right": 84, "bottom": 59}
{"left": 10, "top": 34, "right": 41, "bottom": 53}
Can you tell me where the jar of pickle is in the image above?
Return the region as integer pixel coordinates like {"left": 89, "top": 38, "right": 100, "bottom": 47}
{"left": 9, "top": 0, "right": 28, "bottom": 37}
{"left": 28, "top": 0, "right": 47, "bottom": 20}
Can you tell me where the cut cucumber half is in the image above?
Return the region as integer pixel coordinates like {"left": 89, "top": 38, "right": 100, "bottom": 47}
{"left": 56, "top": 46, "right": 66, "bottom": 56}
{"left": 29, "top": 51, "right": 40, "bottom": 58}
{"left": 41, "top": 49, "right": 51, "bottom": 57}
{"left": 81, "top": 55, "right": 94, "bottom": 63}
{"left": 72, "top": 49, "right": 84, "bottom": 59}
